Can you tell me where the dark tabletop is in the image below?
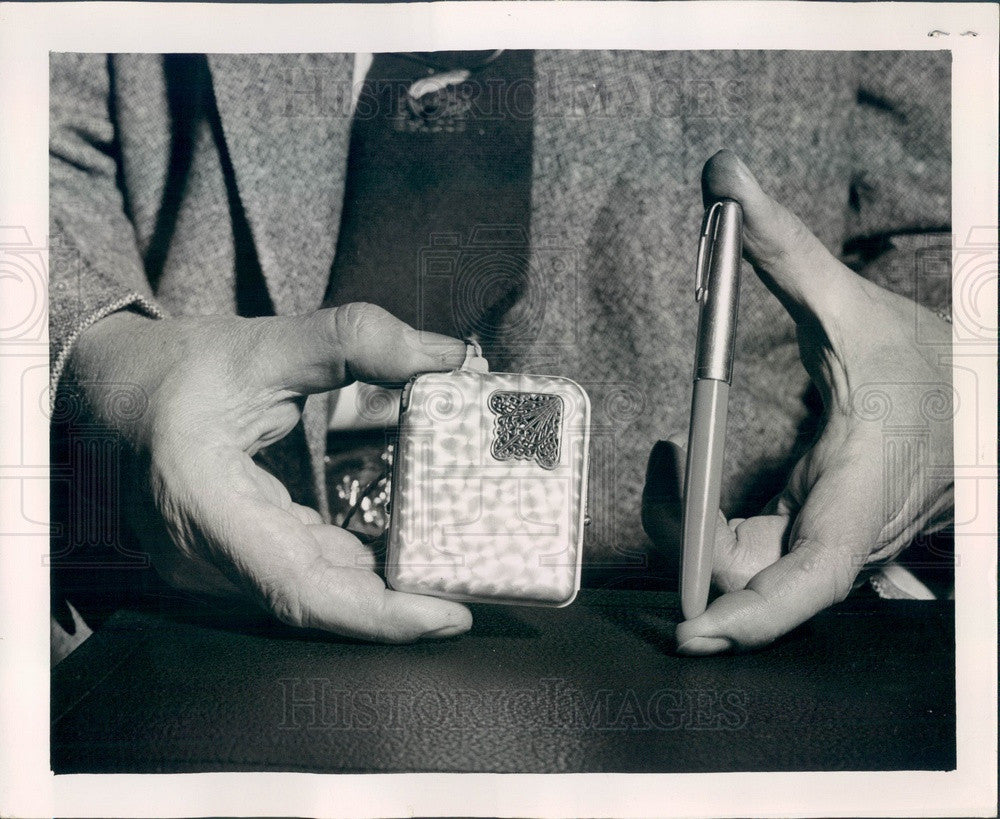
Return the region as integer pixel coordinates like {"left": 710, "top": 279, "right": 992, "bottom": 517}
{"left": 51, "top": 589, "right": 955, "bottom": 774}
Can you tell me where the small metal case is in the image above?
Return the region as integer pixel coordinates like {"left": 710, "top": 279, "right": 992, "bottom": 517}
{"left": 386, "top": 369, "right": 591, "bottom": 606}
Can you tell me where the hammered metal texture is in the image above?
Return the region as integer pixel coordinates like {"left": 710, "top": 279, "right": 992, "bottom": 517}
{"left": 387, "top": 371, "right": 590, "bottom": 606}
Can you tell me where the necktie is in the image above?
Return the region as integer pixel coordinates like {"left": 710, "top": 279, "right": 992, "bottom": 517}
{"left": 323, "top": 50, "right": 535, "bottom": 342}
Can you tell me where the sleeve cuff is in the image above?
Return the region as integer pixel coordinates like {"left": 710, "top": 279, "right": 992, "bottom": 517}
{"left": 49, "top": 293, "right": 166, "bottom": 415}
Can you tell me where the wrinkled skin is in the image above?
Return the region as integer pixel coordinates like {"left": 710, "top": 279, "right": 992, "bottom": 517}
{"left": 69, "top": 303, "right": 473, "bottom": 642}
{"left": 642, "top": 151, "right": 953, "bottom": 655}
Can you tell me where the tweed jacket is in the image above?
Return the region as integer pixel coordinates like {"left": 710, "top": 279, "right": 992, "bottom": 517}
{"left": 49, "top": 50, "right": 950, "bottom": 573}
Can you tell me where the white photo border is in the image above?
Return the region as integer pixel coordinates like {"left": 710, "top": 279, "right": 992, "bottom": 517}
{"left": 0, "top": 2, "right": 996, "bottom": 817}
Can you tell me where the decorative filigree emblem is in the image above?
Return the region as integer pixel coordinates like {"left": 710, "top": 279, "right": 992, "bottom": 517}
{"left": 488, "top": 390, "right": 563, "bottom": 470}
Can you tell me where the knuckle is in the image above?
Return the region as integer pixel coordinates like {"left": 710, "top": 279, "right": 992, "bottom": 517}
{"left": 363, "top": 589, "right": 399, "bottom": 644}
{"left": 364, "top": 581, "right": 424, "bottom": 645}
{"left": 328, "top": 302, "right": 388, "bottom": 348}
{"left": 822, "top": 556, "right": 855, "bottom": 607}
{"left": 732, "top": 588, "right": 786, "bottom": 650}
{"left": 791, "top": 537, "right": 854, "bottom": 607}
{"left": 828, "top": 566, "right": 855, "bottom": 606}
{"left": 266, "top": 586, "right": 307, "bottom": 629}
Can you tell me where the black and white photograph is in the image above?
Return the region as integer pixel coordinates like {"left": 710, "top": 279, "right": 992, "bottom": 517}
{"left": 0, "top": 2, "right": 996, "bottom": 817}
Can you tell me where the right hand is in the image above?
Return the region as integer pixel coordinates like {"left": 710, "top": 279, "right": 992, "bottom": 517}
{"left": 66, "top": 303, "right": 473, "bottom": 643}
{"left": 642, "top": 151, "right": 953, "bottom": 655}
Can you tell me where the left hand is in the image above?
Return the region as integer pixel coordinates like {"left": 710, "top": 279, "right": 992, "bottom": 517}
{"left": 67, "top": 304, "right": 474, "bottom": 643}
{"left": 642, "top": 150, "right": 954, "bottom": 655}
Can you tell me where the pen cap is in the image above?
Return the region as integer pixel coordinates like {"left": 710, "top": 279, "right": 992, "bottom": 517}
{"left": 694, "top": 200, "right": 743, "bottom": 382}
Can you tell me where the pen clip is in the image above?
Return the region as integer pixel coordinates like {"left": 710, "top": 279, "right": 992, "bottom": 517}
{"left": 695, "top": 201, "right": 723, "bottom": 303}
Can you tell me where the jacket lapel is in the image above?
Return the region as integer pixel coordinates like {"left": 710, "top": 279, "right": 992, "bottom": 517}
{"left": 207, "top": 53, "right": 353, "bottom": 317}
{"left": 208, "top": 54, "right": 354, "bottom": 519}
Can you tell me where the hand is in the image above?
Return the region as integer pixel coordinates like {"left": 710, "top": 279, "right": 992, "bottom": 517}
{"left": 642, "top": 151, "right": 954, "bottom": 655}
{"left": 67, "top": 304, "right": 473, "bottom": 642}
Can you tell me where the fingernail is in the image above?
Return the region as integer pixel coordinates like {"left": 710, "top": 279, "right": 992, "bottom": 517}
{"left": 719, "top": 149, "right": 753, "bottom": 181}
{"left": 731, "top": 152, "right": 751, "bottom": 174}
{"left": 420, "top": 622, "right": 468, "bottom": 640}
{"left": 677, "top": 635, "right": 734, "bottom": 656}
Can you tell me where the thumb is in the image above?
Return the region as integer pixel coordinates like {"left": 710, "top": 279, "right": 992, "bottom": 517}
{"left": 254, "top": 302, "right": 467, "bottom": 394}
{"left": 676, "top": 447, "right": 881, "bottom": 655}
{"left": 701, "top": 150, "right": 861, "bottom": 328}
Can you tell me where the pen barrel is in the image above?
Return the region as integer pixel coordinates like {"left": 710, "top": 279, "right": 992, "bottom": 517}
{"left": 694, "top": 201, "right": 743, "bottom": 382}
{"left": 681, "top": 378, "right": 729, "bottom": 621}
